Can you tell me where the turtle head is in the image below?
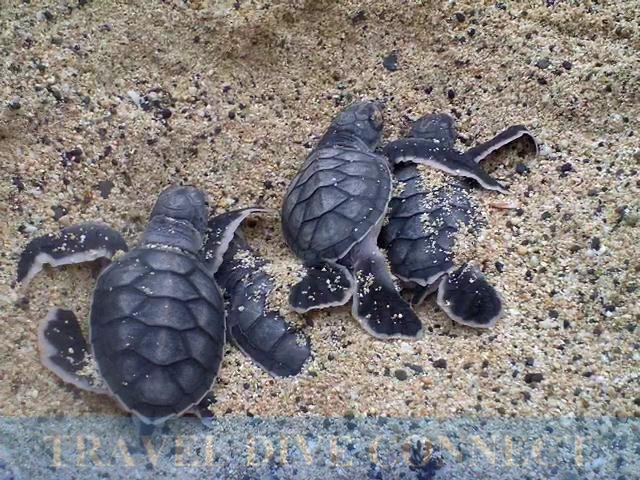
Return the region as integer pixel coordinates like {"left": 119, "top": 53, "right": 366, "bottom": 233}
{"left": 150, "top": 185, "right": 209, "bottom": 234}
{"left": 323, "top": 101, "right": 384, "bottom": 150}
{"left": 409, "top": 113, "right": 457, "bottom": 149}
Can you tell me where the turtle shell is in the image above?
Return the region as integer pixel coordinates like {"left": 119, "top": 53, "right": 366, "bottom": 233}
{"left": 281, "top": 146, "right": 392, "bottom": 264}
{"left": 381, "top": 164, "right": 479, "bottom": 286}
{"left": 89, "top": 248, "right": 225, "bottom": 421}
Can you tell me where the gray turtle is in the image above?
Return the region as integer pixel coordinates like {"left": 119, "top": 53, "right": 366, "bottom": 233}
{"left": 17, "top": 185, "right": 310, "bottom": 428}
{"left": 281, "top": 102, "right": 422, "bottom": 339}
{"left": 381, "top": 113, "right": 538, "bottom": 327}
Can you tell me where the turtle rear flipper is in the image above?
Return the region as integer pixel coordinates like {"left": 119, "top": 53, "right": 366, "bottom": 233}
{"left": 216, "top": 233, "right": 311, "bottom": 377}
{"left": 17, "top": 223, "right": 128, "bottom": 286}
{"left": 411, "top": 280, "right": 442, "bottom": 306}
{"left": 464, "top": 125, "right": 538, "bottom": 164}
{"left": 289, "top": 262, "right": 355, "bottom": 313}
{"left": 352, "top": 248, "right": 422, "bottom": 339}
{"left": 436, "top": 264, "right": 503, "bottom": 328}
{"left": 39, "top": 308, "right": 107, "bottom": 394}
{"left": 384, "top": 138, "right": 508, "bottom": 193}
{"left": 230, "top": 309, "right": 311, "bottom": 377}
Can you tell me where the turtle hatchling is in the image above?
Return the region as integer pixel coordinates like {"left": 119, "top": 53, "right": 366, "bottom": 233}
{"left": 17, "top": 185, "right": 310, "bottom": 428}
{"left": 281, "top": 101, "right": 422, "bottom": 339}
{"left": 381, "top": 113, "right": 538, "bottom": 327}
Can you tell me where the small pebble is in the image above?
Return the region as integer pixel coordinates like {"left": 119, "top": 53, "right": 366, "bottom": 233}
{"left": 558, "top": 162, "right": 573, "bottom": 174}
{"left": 97, "top": 180, "right": 114, "bottom": 199}
{"left": 524, "top": 373, "right": 544, "bottom": 384}
{"left": 383, "top": 52, "right": 399, "bottom": 72}
{"left": 536, "top": 58, "right": 551, "bottom": 69}
{"left": 52, "top": 205, "right": 68, "bottom": 221}
{"left": 433, "top": 359, "right": 447, "bottom": 369}
{"left": 7, "top": 96, "right": 21, "bottom": 110}
{"left": 394, "top": 369, "right": 408, "bottom": 381}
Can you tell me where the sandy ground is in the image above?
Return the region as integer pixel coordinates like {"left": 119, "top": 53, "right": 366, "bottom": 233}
{"left": 1, "top": 0, "right": 639, "bottom": 427}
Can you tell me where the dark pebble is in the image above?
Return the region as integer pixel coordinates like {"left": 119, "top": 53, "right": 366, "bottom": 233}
{"left": 97, "top": 180, "right": 114, "bottom": 199}
{"left": 61, "top": 147, "right": 83, "bottom": 166}
{"left": 12, "top": 176, "right": 25, "bottom": 191}
{"left": 351, "top": 10, "right": 366, "bottom": 24}
{"left": 558, "top": 162, "right": 573, "bottom": 174}
{"left": 525, "top": 358, "right": 535, "bottom": 367}
{"left": 158, "top": 108, "right": 172, "bottom": 119}
{"left": 404, "top": 363, "right": 424, "bottom": 374}
{"left": 569, "top": 244, "right": 580, "bottom": 253}
{"left": 515, "top": 163, "right": 529, "bottom": 175}
{"left": 633, "top": 398, "right": 640, "bottom": 406}
{"left": 590, "top": 237, "right": 601, "bottom": 250}
{"left": 536, "top": 58, "right": 551, "bottom": 69}
{"left": 454, "top": 12, "right": 466, "bottom": 22}
{"left": 562, "top": 60, "right": 572, "bottom": 70}
{"left": 548, "top": 309, "right": 559, "bottom": 319}
{"left": 541, "top": 211, "right": 552, "bottom": 220}
{"left": 524, "top": 373, "right": 544, "bottom": 384}
{"left": 7, "top": 97, "right": 21, "bottom": 110}
{"left": 447, "top": 89, "right": 456, "bottom": 100}
{"left": 228, "top": 110, "right": 236, "bottom": 119}
{"left": 263, "top": 180, "right": 274, "bottom": 190}
{"left": 433, "top": 359, "right": 447, "bottom": 369}
{"left": 495, "top": 261, "right": 504, "bottom": 273}
{"left": 394, "top": 369, "right": 408, "bottom": 381}
{"left": 52, "top": 205, "right": 68, "bottom": 220}
{"left": 39, "top": 10, "right": 54, "bottom": 21}
{"left": 563, "top": 320, "right": 571, "bottom": 328}
{"left": 382, "top": 52, "right": 399, "bottom": 72}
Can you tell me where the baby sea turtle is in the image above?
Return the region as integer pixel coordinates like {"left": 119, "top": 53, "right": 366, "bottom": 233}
{"left": 17, "top": 185, "right": 310, "bottom": 427}
{"left": 281, "top": 101, "right": 422, "bottom": 339}
{"left": 381, "top": 114, "right": 537, "bottom": 327}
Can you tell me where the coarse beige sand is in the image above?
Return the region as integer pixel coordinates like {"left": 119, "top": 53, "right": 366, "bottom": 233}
{"left": 1, "top": 0, "right": 638, "bottom": 421}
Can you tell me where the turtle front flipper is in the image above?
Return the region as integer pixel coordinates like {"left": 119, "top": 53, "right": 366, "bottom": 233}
{"left": 384, "top": 138, "right": 508, "bottom": 194}
{"left": 39, "top": 308, "right": 107, "bottom": 394}
{"left": 289, "top": 262, "right": 355, "bottom": 313}
{"left": 215, "top": 231, "right": 311, "bottom": 377}
{"left": 436, "top": 264, "right": 503, "bottom": 328}
{"left": 17, "top": 223, "right": 128, "bottom": 286}
{"left": 464, "top": 125, "right": 538, "bottom": 164}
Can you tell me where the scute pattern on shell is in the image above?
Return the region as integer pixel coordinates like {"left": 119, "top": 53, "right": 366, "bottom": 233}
{"left": 90, "top": 248, "right": 225, "bottom": 420}
{"left": 381, "top": 164, "right": 479, "bottom": 285}
{"left": 282, "top": 147, "right": 391, "bottom": 264}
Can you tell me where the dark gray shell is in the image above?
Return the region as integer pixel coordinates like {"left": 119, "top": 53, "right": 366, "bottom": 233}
{"left": 381, "top": 164, "right": 479, "bottom": 286}
{"left": 281, "top": 146, "right": 392, "bottom": 264}
{"left": 90, "top": 248, "right": 225, "bottom": 420}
